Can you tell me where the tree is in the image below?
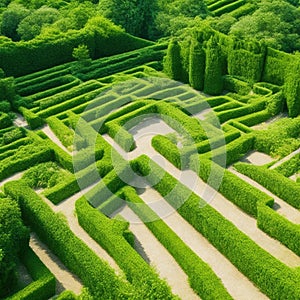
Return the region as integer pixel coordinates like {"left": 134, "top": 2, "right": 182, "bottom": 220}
{"left": 72, "top": 44, "right": 91, "bottom": 71}
{"left": 98, "top": 0, "right": 158, "bottom": 38}
{"left": 0, "top": 3, "right": 30, "bottom": 41}
{"left": 163, "top": 40, "right": 183, "bottom": 81}
{"left": 17, "top": 5, "right": 60, "bottom": 41}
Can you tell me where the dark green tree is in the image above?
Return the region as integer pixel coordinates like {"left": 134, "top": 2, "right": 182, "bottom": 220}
{"left": 163, "top": 40, "right": 183, "bottom": 81}
{"left": 189, "top": 40, "right": 205, "bottom": 90}
{"left": 0, "top": 3, "right": 30, "bottom": 41}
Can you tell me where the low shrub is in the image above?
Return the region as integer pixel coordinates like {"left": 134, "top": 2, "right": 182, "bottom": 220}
{"left": 0, "top": 112, "right": 12, "bottom": 129}
{"left": 2, "top": 127, "right": 26, "bottom": 145}
{"left": 223, "top": 75, "right": 251, "bottom": 95}
{"left": 274, "top": 153, "right": 300, "bottom": 177}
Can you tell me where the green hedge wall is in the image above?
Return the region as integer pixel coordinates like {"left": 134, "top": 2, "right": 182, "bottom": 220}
{"left": 274, "top": 153, "right": 300, "bottom": 177}
{"left": 163, "top": 40, "right": 183, "bottom": 81}
{"left": 122, "top": 186, "right": 232, "bottom": 300}
{"left": 223, "top": 75, "right": 251, "bottom": 95}
{"left": 234, "top": 162, "right": 300, "bottom": 209}
{"left": 204, "top": 36, "right": 224, "bottom": 95}
{"left": 19, "top": 107, "right": 44, "bottom": 129}
{"left": 257, "top": 203, "right": 300, "bottom": 256}
{"left": 133, "top": 155, "right": 300, "bottom": 300}
{"left": 7, "top": 247, "right": 56, "bottom": 300}
{"left": 4, "top": 181, "right": 134, "bottom": 299}
{"left": 1, "top": 24, "right": 152, "bottom": 77}
{"left": 189, "top": 40, "right": 205, "bottom": 91}
{"left": 47, "top": 116, "right": 74, "bottom": 149}
{"left": 0, "top": 112, "right": 12, "bottom": 129}
{"left": 75, "top": 196, "right": 176, "bottom": 300}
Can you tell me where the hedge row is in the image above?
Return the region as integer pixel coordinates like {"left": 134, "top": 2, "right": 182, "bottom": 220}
{"left": 1, "top": 127, "right": 26, "bottom": 145}
{"left": 133, "top": 155, "right": 300, "bottom": 299}
{"left": 25, "top": 79, "right": 81, "bottom": 107}
{"left": 80, "top": 48, "right": 166, "bottom": 81}
{"left": 234, "top": 162, "right": 300, "bottom": 209}
{"left": 0, "top": 137, "right": 31, "bottom": 154}
{"left": 37, "top": 80, "right": 103, "bottom": 111}
{"left": 122, "top": 186, "right": 232, "bottom": 300}
{"left": 223, "top": 75, "right": 251, "bottom": 95}
{"left": 213, "top": 99, "right": 243, "bottom": 112}
{"left": 47, "top": 116, "right": 74, "bottom": 150}
{"left": 208, "top": 0, "right": 236, "bottom": 12}
{"left": 0, "top": 143, "right": 54, "bottom": 181}
{"left": 235, "top": 109, "right": 272, "bottom": 126}
{"left": 19, "top": 107, "right": 44, "bottom": 129}
{"left": 16, "top": 69, "right": 70, "bottom": 91}
{"left": 4, "top": 181, "right": 134, "bottom": 299}
{"left": 257, "top": 203, "right": 300, "bottom": 256}
{"left": 228, "top": 2, "right": 256, "bottom": 18}
{"left": 75, "top": 196, "right": 176, "bottom": 300}
{"left": 35, "top": 131, "right": 73, "bottom": 172}
{"left": 201, "top": 134, "right": 254, "bottom": 166}
{"left": 216, "top": 99, "right": 266, "bottom": 123}
{"left": 213, "top": 0, "right": 246, "bottom": 17}
{"left": 227, "top": 120, "right": 253, "bottom": 133}
{"left": 189, "top": 157, "right": 273, "bottom": 216}
{"left": 152, "top": 135, "right": 183, "bottom": 169}
{"left": 37, "top": 86, "right": 107, "bottom": 119}
{"left": 274, "top": 153, "right": 300, "bottom": 177}
{"left": 0, "top": 112, "right": 12, "bottom": 129}
{"left": 189, "top": 41, "right": 205, "bottom": 90}
{"left": 0, "top": 77, "right": 15, "bottom": 102}
{"left": 7, "top": 247, "right": 56, "bottom": 300}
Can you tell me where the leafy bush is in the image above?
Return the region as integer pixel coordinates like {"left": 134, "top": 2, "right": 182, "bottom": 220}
{"left": 0, "top": 112, "right": 13, "bottom": 129}
{"left": 22, "top": 162, "right": 65, "bottom": 189}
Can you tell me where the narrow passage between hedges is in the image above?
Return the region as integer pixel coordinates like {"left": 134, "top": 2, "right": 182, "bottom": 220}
{"left": 119, "top": 206, "right": 200, "bottom": 300}
{"left": 229, "top": 167, "right": 300, "bottom": 224}
{"left": 102, "top": 117, "right": 300, "bottom": 268}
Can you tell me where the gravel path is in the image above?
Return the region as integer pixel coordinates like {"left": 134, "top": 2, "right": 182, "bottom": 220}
{"left": 118, "top": 206, "right": 200, "bottom": 300}
{"left": 30, "top": 232, "right": 82, "bottom": 295}
{"left": 138, "top": 187, "right": 268, "bottom": 300}
{"left": 42, "top": 125, "right": 71, "bottom": 153}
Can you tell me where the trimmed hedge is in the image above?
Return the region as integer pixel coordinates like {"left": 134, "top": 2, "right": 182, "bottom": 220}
{"left": 274, "top": 153, "right": 300, "bottom": 177}
{"left": 0, "top": 143, "right": 54, "bottom": 181}
{"left": 0, "top": 112, "right": 12, "bottom": 129}
{"left": 213, "top": 0, "right": 245, "bottom": 17}
{"left": 234, "top": 162, "right": 300, "bottom": 209}
{"left": 19, "top": 107, "right": 44, "bottom": 129}
{"left": 47, "top": 116, "right": 74, "bottom": 150}
{"left": 152, "top": 135, "right": 183, "bottom": 169}
{"left": 189, "top": 158, "right": 273, "bottom": 216}
{"left": 189, "top": 41, "right": 205, "bottom": 91}
{"left": 4, "top": 181, "right": 134, "bottom": 299}
{"left": 163, "top": 40, "right": 183, "bottom": 81}
{"left": 202, "top": 134, "right": 254, "bottom": 166}
{"left": 223, "top": 75, "right": 251, "bottom": 95}
{"left": 75, "top": 196, "right": 176, "bottom": 300}
{"left": 257, "top": 203, "right": 300, "bottom": 256}
{"left": 235, "top": 110, "right": 272, "bottom": 126}
{"left": 7, "top": 247, "right": 56, "bottom": 300}
{"left": 2, "top": 127, "right": 26, "bottom": 145}
{"left": 133, "top": 155, "right": 300, "bottom": 300}
{"left": 0, "top": 137, "right": 31, "bottom": 154}
{"left": 38, "top": 80, "right": 103, "bottom": 111}
{"left": 122, "top": 186, "right": 232, "bottom": 300}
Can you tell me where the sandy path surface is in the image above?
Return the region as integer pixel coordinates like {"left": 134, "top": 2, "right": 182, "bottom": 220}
{"left": 118, "top": 206, "right": 200, "bottom": 300}
{"left": 103, "top": 117, "right": 300, "bottom": 268}
{"left": 0, "top": 172, "right": 23, "bottom": 188}
{"left": 138, "top": 187, "right": 268, "bottom": 300}
{"left": 240, "top": 150, "right": 274, "bottom": 166}
{"left": 229, "top": 167, "right": 300, "bottom": 224}
{"left": 13, "top": 113, "right": 28, "bottom": 128}
{"left": 30, "top": 232, "right": 83, "bottom": 294}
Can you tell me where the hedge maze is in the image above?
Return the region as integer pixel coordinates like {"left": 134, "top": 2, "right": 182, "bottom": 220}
{"left": 1, "top": 22, "right": 300, "bottom": 300}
